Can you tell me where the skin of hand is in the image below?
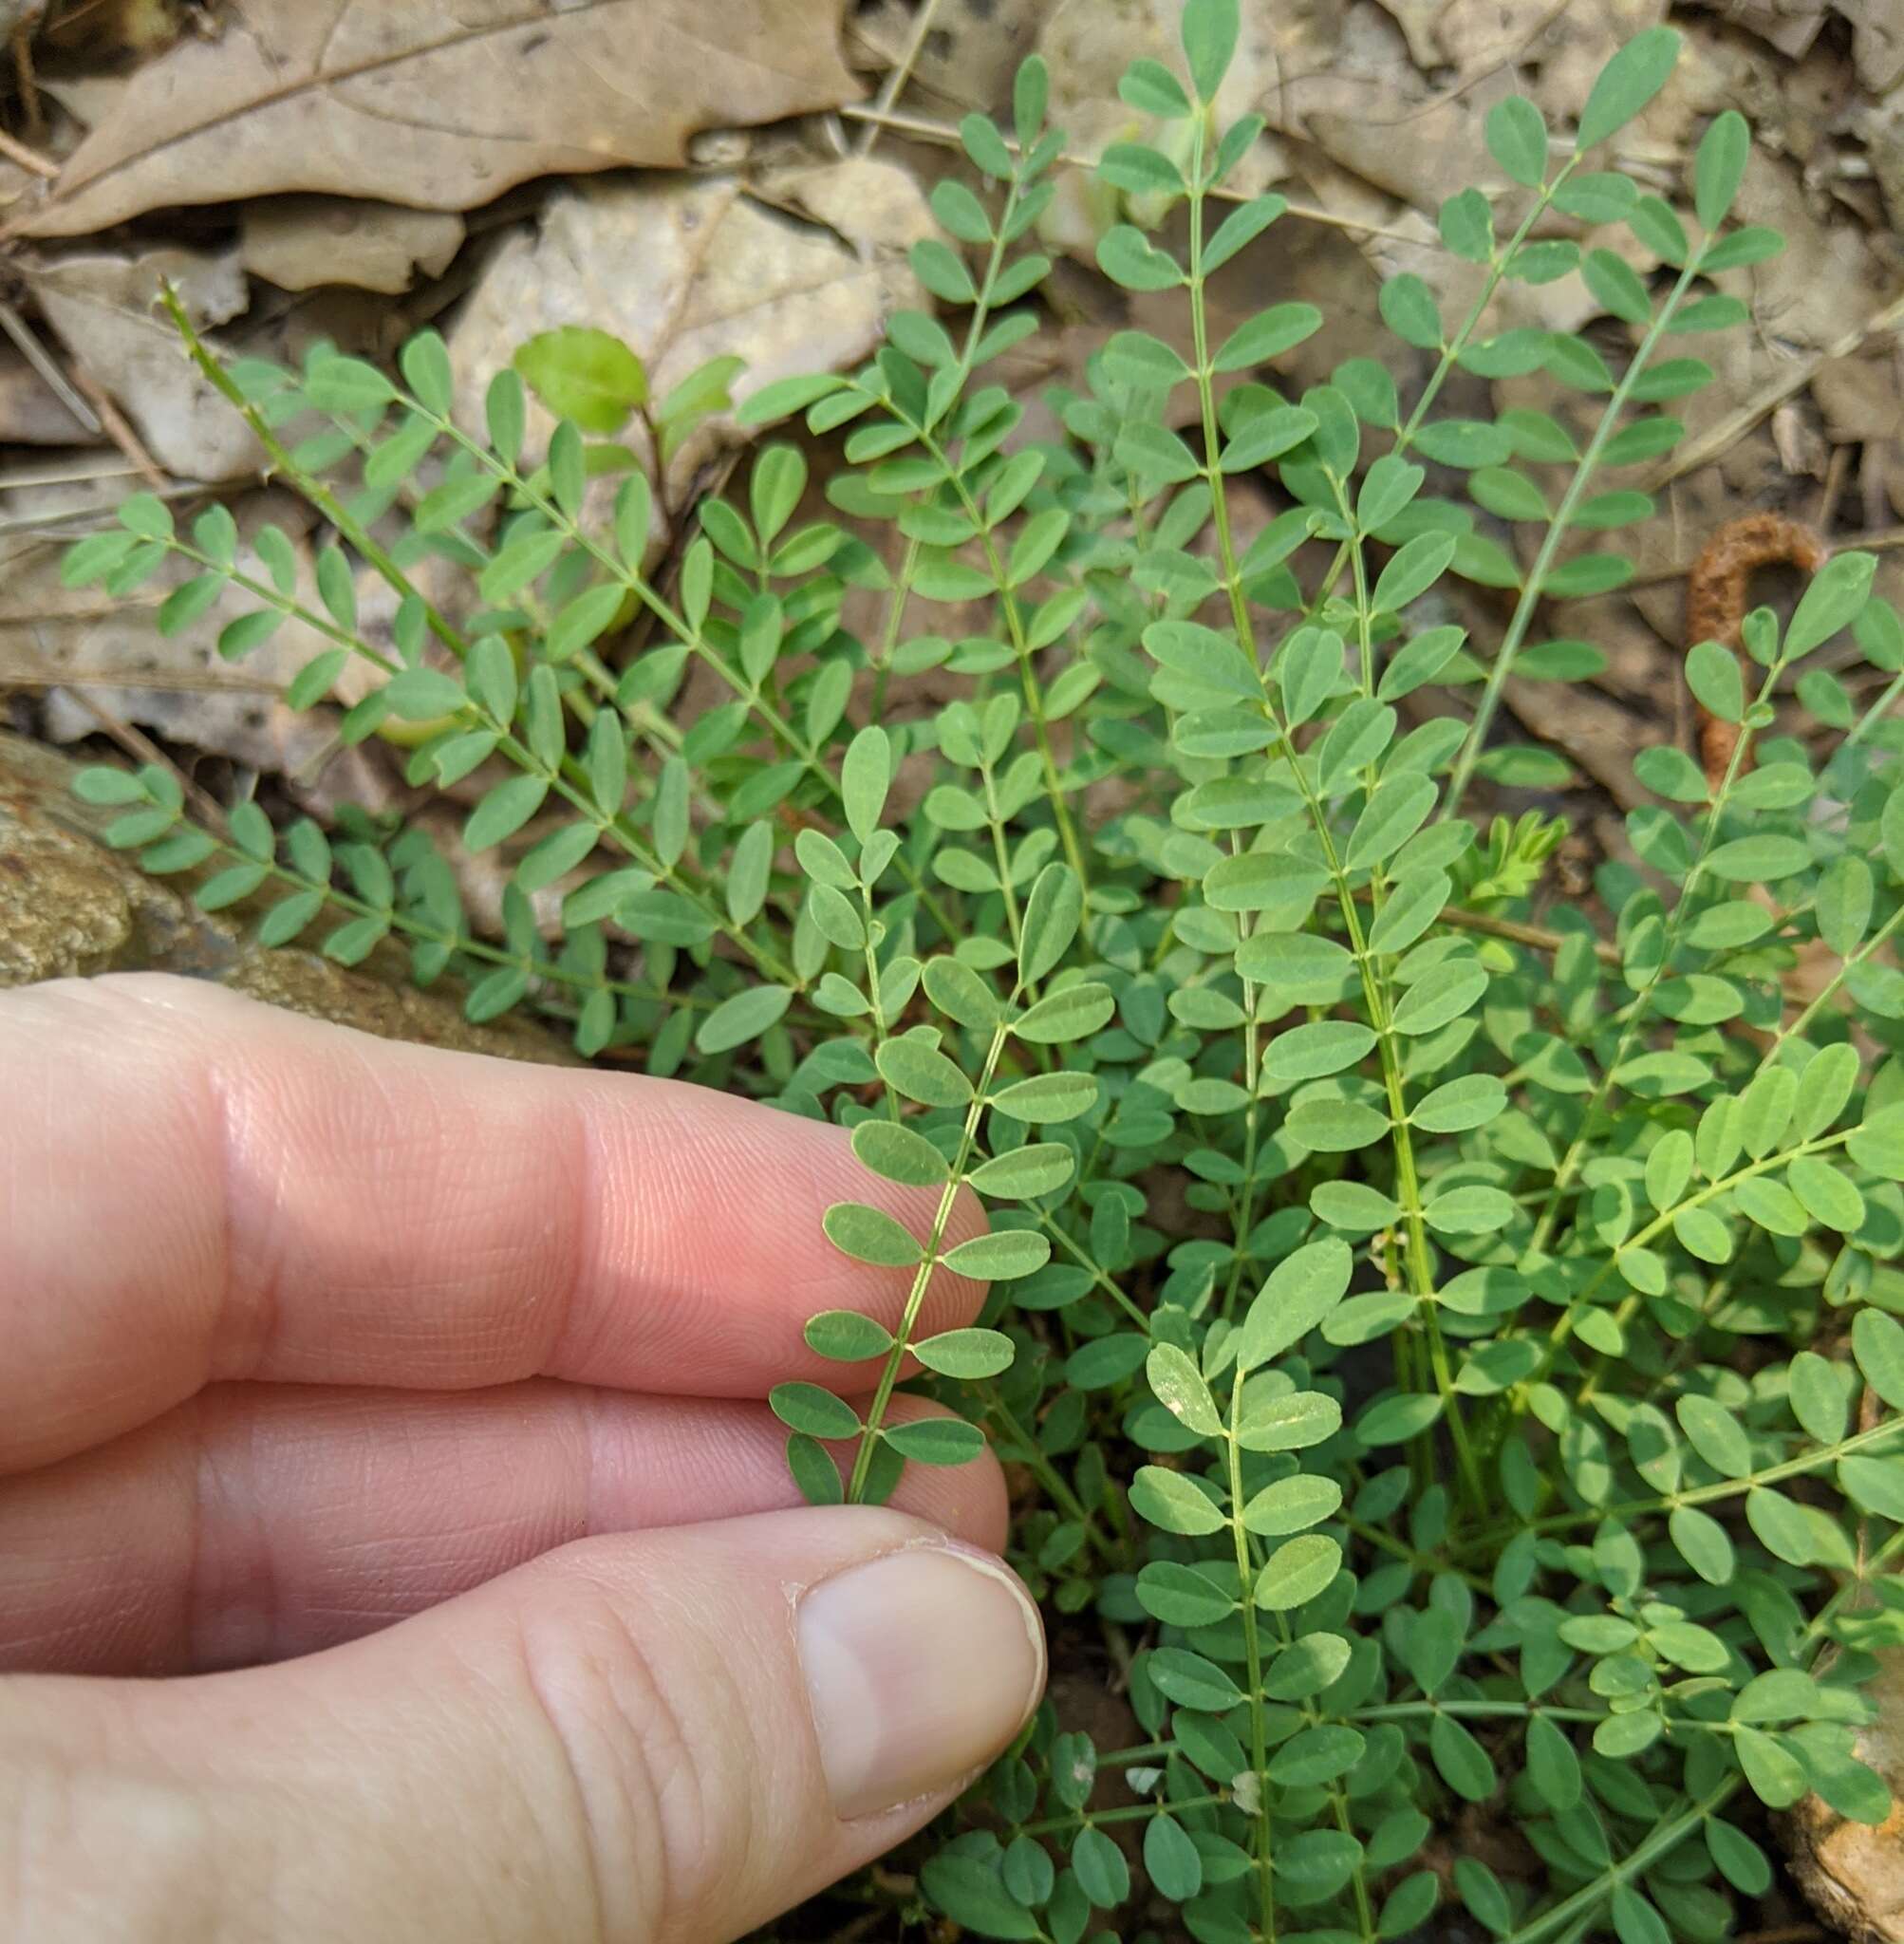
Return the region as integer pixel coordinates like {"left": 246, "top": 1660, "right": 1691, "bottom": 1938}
{"left": 0, "top": 974, "right": 1046, "bottom": 1943}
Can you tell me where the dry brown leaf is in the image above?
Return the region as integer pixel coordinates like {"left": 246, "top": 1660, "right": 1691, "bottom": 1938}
{"left": 13, "top": 0, "right": 860, "bottom": 241}
{"left": 0, "top": 350, "right": 93, "bottom": 443}
{"left": 241, "top": 196, "right": 466, "bottom": 296}
{"left": 1685, "top": 0, "right": 1901, "bottom": 89}
{"left": 448, "top": 160, "right": 932, "bottom": 508}
{"left": 1684, "top": 0, "right": 1829, "bottom": 61}
{"left": 1504, "top": 677, "right": 1655, "bottom": 811}
{"left": 853, "top": 0, "right": 1045, "bottom": 118}
{"left": 1769, "top": 397, "right": 1831, "bottom": 478}
{"left": 1304, "top": 92, "right": 1500, "bottom": 216}
{"left": 1846, "top": 0, "right": 1904, "bottom": 90}
{"left": 1854, "top": 86, "right": 1904, "bottom": 230}
{"left": 24, "top": 246, "right": 261, "bottom": 480}
{"left": 1256, "top": 3, "right": 1515, "bottom": 215}
{"left": 1368, "top": 0, "right": 1447, "bottom": 69}
{"left": 1733, "top": 149, "right": 1892, "bottom": 354}
{"left": 1307, "top": 0, "right": 1674, "bottom": 214}
{"left": 35, "top": 0, "right": 187, "bottom": 64}
{"left": 1815, "top": 351, "right": 1904, "bottom": 446}
{"left": 1660, "top": 14, "right": 1788, "bottom": 121}
{"left": 1438, "top": 0, "right": 1669, "bottom": 121}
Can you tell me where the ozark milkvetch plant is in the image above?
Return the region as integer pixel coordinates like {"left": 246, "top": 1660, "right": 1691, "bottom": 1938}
{"left": 59, "top": 4, "right": 1904, "bottom": 1938}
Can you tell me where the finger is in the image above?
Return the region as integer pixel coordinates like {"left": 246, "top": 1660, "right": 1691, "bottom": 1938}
{"left": 4, "top": 1510, "right": 1046, "bottom": 1944}
{"left": 0, "top": 1381, "right": 1006, "bottom": 1675}
{"left": 1, "top": 975, "right": 985, "bottom": 1472}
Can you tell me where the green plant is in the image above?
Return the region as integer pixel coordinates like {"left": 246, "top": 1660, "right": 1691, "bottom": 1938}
{"left": 58, "top": 5, "right": 1904, "bottom": 1938}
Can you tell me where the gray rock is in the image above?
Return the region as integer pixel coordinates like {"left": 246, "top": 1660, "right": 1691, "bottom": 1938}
{"left": 1785, "top": 1647, "right": 1904, "bottom": 1944}
{"left": 0, "top": 730, "right": 574, "bottom": 1064}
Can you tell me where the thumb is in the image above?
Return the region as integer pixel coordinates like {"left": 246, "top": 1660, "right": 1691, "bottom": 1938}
{"left": 5, "top": 1507, "right": 1045, "bottom": 1944}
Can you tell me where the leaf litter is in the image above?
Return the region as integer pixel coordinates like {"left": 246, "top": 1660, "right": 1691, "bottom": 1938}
{"left": 0, "top": 0, "right": 1902, "bottom": 1933}
{"left": 10, "top": 0, "right": 863, "bottom": 236}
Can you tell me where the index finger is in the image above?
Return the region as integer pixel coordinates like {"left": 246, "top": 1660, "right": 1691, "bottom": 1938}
{"left": 0, "top": 975, "right": 985, "bottom": 1473}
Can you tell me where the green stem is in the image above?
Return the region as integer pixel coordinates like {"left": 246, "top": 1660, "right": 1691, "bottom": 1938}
{"left": 867, "top": 533, "right": 921, "bottom": 721}
{"left": 166, "top": 288, "right": 805, "bottom": 988}
{"left": 1529, "top": 1126, "right": 1853, "bottom": 1380}
{"left": 1181, "top": 122, "right": 1484, "bottom": 1511}
{"left": 847, "top": 1022, "right": 1010, "bottom": 1501}
{"left": 1298, "top": 161, "right": 1577, "bottom": 635}
{"left": 1842, "top": 663, "right": 1904, "bottom": 754}
{"left": 979, "top": 755, "right": 1026, "bottom": 948}
{"left": 1514, "top": 640, "right": 1788, "bottom": 1281}
{"left": 1183, "top": 157, "right": 1260, "bottom": 1321}
{"left": 1495, "top": 1784, "right": 1735, "bottom": 1944}
{"left": 165, "top": 287, "right": 468, "bottom": 663}
{"left": 1225, "top": 1379, "right": 1276, "bottom": 1944}
{"left": 1441, "top": 253, "right": 1702, "bottom": 821}
{"left": 1349, "top": 1700, "right": 1604, "bottom": 1723}
{"left": 911, "top": 436, "right": 1088, "bottom": 891}
{"left": 860, "top": 882, "right": 901, "bottom": 1121}
{"left": 1770, "top": 897, "right": 1904, "bottom": 1055}
{"left": 1467, "top": 1411, "right": 1904, "bottom": 1548}
{"left": 982, "top": 1392, "right": 1121, "bottom": 1566}
{"left": 1034, "top": 1213, "right": 1149, "bottom": 1331}
{"left": 1019, "top": 1791, "right": 1228, "bottom": 1839}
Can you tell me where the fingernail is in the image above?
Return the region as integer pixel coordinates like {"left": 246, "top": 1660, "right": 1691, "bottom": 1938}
{"left": 796, "top": 1542, "right": 1046, "bottom": 1820}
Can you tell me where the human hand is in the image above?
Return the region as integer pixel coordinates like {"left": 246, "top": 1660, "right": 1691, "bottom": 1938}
{"left": 0, "top": 974, "right": 1045, "bottom": 1942}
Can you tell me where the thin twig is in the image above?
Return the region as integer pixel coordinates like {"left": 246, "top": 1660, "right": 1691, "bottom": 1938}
{"left": 0, "top": 298, "right": 101, "bottom": 435}
{"left": 0, "top": 664, "right": 278, "bottom": 695}
{"left": 67, "top": 366, "right": 171, "bottom": 492}
{"left": 0, "top": 123, "right": 56, "bottom": 178}
{"left": 0, "top": 457, "right": 144, "bottom": 491}
{"left": 836, "top": 102, "right": 1425, "bottom": 242}
{"left": 0, "top": 482, "right": 202, "bottom": 538}
{"left": 1812, "top": 439, "right": 1851, "bottom": 534}
{"left": 1437, "top": 902, "right": 1623, "bottom": 967}
{"left": 1344, "top": 871, "right": 1619, "bottom": 965}
{"left": 1361, "top": 0, "right": 1573, "bottom": 126}
{"left": 11, "top": 14, "right": 44, "bottom": 142}
{"left": 1418, "top": 898, "right": 1830, "bottom": 1002}
{"left": 857, "top": 0, "right": 945, "bottom": 159}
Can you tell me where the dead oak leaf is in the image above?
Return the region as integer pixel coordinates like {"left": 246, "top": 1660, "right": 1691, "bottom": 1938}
{"left": 25, "top": 245, "right": 263, "bottom": 481}
{"left": 240, "top": 197, "right": 466, "bottom": 296}
{"left": 448, "top": 162, "right": 932, "bottom": 510}
{"left": 13, "top": 0, "right": 860, "bottom": 241}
